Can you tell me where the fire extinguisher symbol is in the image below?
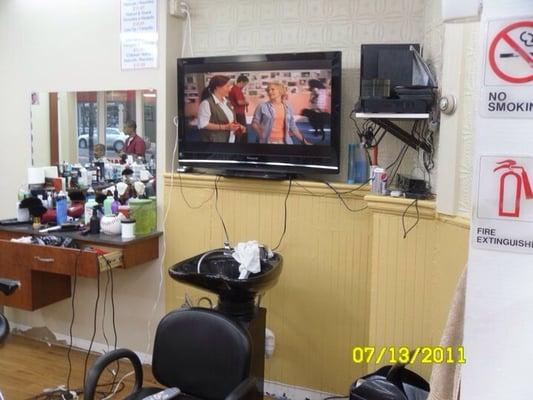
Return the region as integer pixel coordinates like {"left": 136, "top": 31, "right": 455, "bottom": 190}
{"left": 493, "top": 159, "right": 533, "bottom": 217}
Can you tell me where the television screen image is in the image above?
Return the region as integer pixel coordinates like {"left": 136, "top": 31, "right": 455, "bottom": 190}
{"left": 182, "top": 69, "right": 333, "bottom": 145}
{"left": 177, "top": 52, "right": 341, "bottom": 176}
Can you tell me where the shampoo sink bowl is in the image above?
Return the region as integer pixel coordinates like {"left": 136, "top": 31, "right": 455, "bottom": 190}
{"left": 169, "top": 250, "right": 282, "bottom": 319}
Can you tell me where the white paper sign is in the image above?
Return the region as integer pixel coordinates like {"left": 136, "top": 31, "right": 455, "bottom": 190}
{"left": 120, "top": 0, "right": 158, "bottom": 70}
{"left": 481, "top": 17, "right": 533, "bottom": 118}
{"left": 473, "top": 155, "right": 533, "bottom": 253}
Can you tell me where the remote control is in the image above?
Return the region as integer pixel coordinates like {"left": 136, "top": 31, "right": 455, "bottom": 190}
{"left": 142, "top": 387, "right": 181, "bottom": 400}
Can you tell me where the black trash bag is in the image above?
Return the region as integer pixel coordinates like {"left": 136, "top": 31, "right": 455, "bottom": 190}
{"left": 350, "top": 364, "right": 429, "bottom": 400}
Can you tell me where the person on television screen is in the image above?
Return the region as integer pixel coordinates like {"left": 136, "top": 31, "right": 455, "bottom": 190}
{"left": 251, "top": 82, "right": 310, "bottom": 145}
{"left": 308, "top": 79, "right": 327, "bottom": 111}
{"left": 197, "top": 75, "right": 244, "bottom": 143}
{"left": 228, "top": 74, "right": 250, "bottom": 143}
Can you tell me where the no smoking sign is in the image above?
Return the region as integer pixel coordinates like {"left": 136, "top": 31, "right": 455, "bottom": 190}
{"left": 488, "top": 20, "right": 533, "bottom": 84}
{"left": 482, "top": 18, "right": 533, "bottom": 118}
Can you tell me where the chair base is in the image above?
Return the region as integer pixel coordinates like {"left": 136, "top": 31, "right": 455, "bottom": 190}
{"left": 237, "top": 307, "right": 266, "bottom": 400}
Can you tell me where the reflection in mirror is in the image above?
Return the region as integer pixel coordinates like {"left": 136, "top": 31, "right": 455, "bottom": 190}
{"left": 31, "top": 89, "right": 156, "bottom": 166}
{"left": 27, "top": 90, "right": 157, "bottom": 234}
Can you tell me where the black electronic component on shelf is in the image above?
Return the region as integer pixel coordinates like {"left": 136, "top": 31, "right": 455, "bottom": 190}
{"left": 359, "top": 43, "right": 436, "bottom": 114}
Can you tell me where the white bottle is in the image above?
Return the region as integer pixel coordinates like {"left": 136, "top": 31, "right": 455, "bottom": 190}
{"left": 84, "top": 199, "right": 97, "bottom": 225}
{"left": 79, "top": 167, "right": 88, "bottom": 188}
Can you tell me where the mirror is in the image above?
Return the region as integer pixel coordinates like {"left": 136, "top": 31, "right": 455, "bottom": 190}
{"left": 30, "top": 89, "right": 156, "bottom": 167}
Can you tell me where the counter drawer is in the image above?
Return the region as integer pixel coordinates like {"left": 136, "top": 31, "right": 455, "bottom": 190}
{"left": 0, "top": 240, "right": 119, "bottom": 310}
{"left": 0, "top": 240, "right": 100, "bottom": 278}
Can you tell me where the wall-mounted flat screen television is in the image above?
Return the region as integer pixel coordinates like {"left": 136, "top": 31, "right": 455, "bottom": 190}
{"left": 177, "top": 51, "right": 341, "bottom": 177}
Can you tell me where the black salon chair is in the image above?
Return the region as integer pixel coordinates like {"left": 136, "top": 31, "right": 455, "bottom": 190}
{"left": 0, "top": 278, "right": 21, "bottom": 344}
{"left": 84, "top": 307, "right": 258, "bottom": 400}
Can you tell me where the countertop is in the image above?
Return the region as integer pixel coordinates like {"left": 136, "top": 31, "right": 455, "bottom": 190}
{"left": 0, "top": 223, "right": 162, "bottom": 246}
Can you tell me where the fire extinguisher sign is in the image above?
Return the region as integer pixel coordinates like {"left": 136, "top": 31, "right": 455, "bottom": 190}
{"left": 473, "top": 155, "right": 533, "bottom": 253}
{"left": 481, "top": 18, "right": 533, "bottom": 118}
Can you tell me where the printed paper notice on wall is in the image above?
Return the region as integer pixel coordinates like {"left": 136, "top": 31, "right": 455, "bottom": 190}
{"left": 120, "top": 0, "right": 158, "bottom": 70}
{"left": 481, "top": 17, "right": 533, "bottom": 118}
{"left": 473, "top": 155, "right": 533, "bottom": 254}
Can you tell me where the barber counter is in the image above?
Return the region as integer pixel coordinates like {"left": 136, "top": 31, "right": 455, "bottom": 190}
{"left": 0, "top": 225, "right": 162, "bottom": 310}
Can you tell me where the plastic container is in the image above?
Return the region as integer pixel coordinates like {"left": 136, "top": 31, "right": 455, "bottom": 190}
{"left": 55, "top": 192, "right": 68, "bottom": 225}
{"left": 347, "top": 143, "right": 369, "bottom": 184}
{"left": 103, "top": 195, "right": 114, "bottom": 216}
{"left": 128, "top": 198, "right": 155, "bottom": 235}
{"left": 16, "top": 202, "right": 30, "bottom": 222}
{"left": 84, "top": 199, "right": 97, "bottom": 225}
{"left": 121, "top": 219, "right": 136, "bottom": 239}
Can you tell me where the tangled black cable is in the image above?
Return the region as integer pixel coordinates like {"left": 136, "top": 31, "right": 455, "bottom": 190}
{"left": 66, "top": 250, "right": 82, "bottom": 392}
{"left": 214, "top": 175, "right": 231, "bottom": 244}
{"left": 402, "top": 198, "right": 420, "bottom": 238}
{"left": 82, "top": 267, "right": 101, "bottom": 389}
{"left": 101, "top": 256, "right": 120, "bottom": 397}
{"left": 388, "top": 145, "right": 410, "bottom": 187}
{"left": 272, "top": 178, "right": 292, "bottom": 251}
{"left": 322, "top": 180, "right": 368, "bottom": 213}
{"left": 177, "top": 169, "right": 214, "bottom": 209}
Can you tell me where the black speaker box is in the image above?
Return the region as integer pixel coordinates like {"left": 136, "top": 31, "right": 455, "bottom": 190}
{"left": 360, "top": 44, "right": 420, "bottom": 97}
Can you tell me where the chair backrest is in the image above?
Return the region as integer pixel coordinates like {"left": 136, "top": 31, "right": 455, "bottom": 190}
{"left": 152, "top": 307, "right": 252, "bottom": 400}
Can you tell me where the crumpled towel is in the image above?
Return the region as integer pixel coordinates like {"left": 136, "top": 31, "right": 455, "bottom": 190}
{"left": 232, "top": 241, "right": 261, "bottom": 279}
{"left": 10, "top": 236, "right": 33, "bottom": 244}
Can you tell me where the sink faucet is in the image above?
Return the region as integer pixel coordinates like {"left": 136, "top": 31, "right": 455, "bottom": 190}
{"left": 223, "top": 240, "right": 233, "bottom": 256}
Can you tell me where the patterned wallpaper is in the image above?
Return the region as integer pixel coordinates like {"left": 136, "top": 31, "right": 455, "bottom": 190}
{"left": 182, "top": 0, "right": 444, "bottom": 184}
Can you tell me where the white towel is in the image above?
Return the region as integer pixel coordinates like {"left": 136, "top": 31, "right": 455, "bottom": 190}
{"left": 232, "top": 241, "right": 261, "bottom": 279}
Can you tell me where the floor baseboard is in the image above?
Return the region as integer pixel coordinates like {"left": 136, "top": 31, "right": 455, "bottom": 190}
{"left": 264, "top": 380, "right": 342, "bottom": 400}
{"left": 10, "top": 322, "right": 152, "bottom": 364}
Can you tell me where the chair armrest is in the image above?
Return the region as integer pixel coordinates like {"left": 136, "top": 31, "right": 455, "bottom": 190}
{"left": 0, "top": 314, "right": 10, "bottom": 345}
{"left": 0, "top": 279, "right": 20, "bottom": 296}
{"left": 84, "top": 348, "right": 144, "bottom": 400}
{"left": 225, "top": 377, "right": 258, "bottom": 400}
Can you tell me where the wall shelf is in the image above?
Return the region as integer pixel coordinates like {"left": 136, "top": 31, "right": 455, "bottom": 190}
{"left": 355, "top": 113, "right": 429, "bottom": 119}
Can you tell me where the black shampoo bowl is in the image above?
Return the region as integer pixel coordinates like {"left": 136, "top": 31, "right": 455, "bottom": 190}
{"left": 169, "top": 250, "right": 282, "bottom": 320}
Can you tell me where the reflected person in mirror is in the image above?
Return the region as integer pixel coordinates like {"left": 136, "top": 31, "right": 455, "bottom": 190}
{"left": 121, "top": 119, "right": 146, "bottom": 159}
{"left": 93, "top": 143, "right": 108, "bottom": 162}
{"left": 197, "top": 75, "right": 244, "bottom": 143}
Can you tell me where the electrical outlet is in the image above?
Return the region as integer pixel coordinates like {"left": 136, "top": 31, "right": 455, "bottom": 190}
{"left": 169, "top": 0, "right": 189, "bottom": 18}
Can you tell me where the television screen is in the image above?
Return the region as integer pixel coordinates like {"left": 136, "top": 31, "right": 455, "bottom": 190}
{"left": 177, "top": 51, "right": 341, "bottom": 176}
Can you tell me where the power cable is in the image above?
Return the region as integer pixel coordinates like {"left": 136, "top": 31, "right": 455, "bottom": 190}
{"left": 388, "top": 145, "right": 409, "bottom": 187}
{"left": 272, "top": 178, "right": 292, "bottom": 251}
{"left": 322, "top": 180, "right": 368, "bottom": 213}
{"left": 402, "top": 198, "right": 420, "bottom": 238}
{"left": 83, "top": 267, "right": 101, "bottom": 389}
{"left": 101, "top": 256, "right": 120, "bottom": 397}
{"left": 214, "top": 175, "right": 231, "bottom": 244}
{"left": 385, "top": 144, "right": 408, "bottom": 171}
{"left": 65, "top": 250, "right": 82, "bottom": 392}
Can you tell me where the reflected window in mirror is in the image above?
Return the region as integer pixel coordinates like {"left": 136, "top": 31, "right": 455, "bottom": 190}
{"left": 76, "top": 91, "right": 98, "bottom": 163}
{"left": 31, "top": 89, "right": 156, "bottom": 174}
{"left": 143, "top": 89, "right": 156, "bottom": 165}
{"left": 73, "top": 90, "right": 155, "bottom": 166}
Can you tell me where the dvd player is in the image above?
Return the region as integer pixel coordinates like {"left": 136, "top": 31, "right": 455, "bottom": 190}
{"left": 360, "top": 98, "right": 429, "bottom": 114}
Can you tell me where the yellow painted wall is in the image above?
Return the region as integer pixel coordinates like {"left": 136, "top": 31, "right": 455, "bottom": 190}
{"left": 366, "top": 196, "right": 469, "bottom": 379}
{"left": 163, "top": 174, "right": 469, "bottom": 394}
